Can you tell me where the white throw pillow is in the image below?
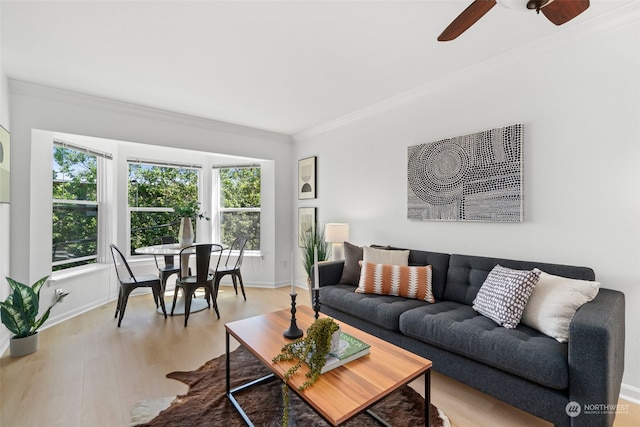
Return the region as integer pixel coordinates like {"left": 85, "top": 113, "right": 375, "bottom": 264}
{"left": 362, "top": 246, "right": 409, "bottom": 266}
{"left": 521, "top": 270, "right": 600, "bottom": 343}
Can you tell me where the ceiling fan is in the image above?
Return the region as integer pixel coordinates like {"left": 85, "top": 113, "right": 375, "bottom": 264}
{"left": 438, "top": 0, "right": 590, "bottom": 41}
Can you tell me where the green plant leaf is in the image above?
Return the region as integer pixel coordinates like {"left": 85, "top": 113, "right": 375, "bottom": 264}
{"left": 31, "top": 308, "right": 52, "bottom": 334}
{"left": 30, "top": 276, "right": 49, "bottom": 297}
{"left": 7, "top": 280, "right": 39, "bottom": 326}
{"left": 0, "top": 302, "right": 22, "bottom": 336}
{"left": 9, "top": 290, "right": 33, "bottom": 337}
{"left": 2, "top": 276, "right": 54, "bottom": 338}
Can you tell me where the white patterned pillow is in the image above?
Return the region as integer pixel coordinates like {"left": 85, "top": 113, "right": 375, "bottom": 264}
{"left": 473, "top": 265, "right": 540, "bottom": 329}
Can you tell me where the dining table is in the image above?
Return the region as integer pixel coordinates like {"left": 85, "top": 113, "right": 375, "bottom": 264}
{"left": 135, "top": 243, "right": 227, "bottom": 316}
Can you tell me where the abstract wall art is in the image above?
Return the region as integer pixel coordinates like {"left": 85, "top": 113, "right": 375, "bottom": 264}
{"left": 298, "top": 207, "right": 316, "bottom": 247}
{"left": 298, "top": 156, "right": 316, "bottom": 199}
{"left": 407, "top": 124, "right": 523, "bottom": 222}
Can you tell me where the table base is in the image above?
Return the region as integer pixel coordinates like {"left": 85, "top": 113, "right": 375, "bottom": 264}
{"left": 225, "top": 332, "right": 430, "bottom": 426}
{"left": 156, "top": 295, "right": 209, "bottom": 316}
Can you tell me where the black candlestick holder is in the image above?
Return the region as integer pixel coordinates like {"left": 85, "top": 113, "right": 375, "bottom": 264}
{"left": 283, "top": 293, "right": 303, "bottom": 339}
{"left": 313, "top": 288, "right": 321, "bottom": 320}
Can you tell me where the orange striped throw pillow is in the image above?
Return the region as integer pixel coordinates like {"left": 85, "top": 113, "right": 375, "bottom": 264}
{"left": 356, "top": 262, "right": 435, "bottom": 303}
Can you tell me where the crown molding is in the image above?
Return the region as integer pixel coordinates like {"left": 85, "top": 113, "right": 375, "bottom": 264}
{"left": 294, "top": 2, "right": 640, "bottom": 141}
{"left": 8, "top": 79, "right": 293, "bottom": 144}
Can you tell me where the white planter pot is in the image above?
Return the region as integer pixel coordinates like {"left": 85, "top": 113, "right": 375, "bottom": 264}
{"left": 178, "top": 217, "right": 194, "bottom": 247}
{"left": 10, "top": 332, "right": 39, "bottom": 357}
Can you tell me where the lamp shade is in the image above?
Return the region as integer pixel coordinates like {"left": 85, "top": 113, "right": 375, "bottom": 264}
{"left": 325, "top": 223, "right": 349, "bottom": 243}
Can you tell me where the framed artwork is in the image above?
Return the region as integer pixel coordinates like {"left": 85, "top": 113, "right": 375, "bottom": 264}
{"left": 298, "top": 156, "right": 316, "bottom": 199}
{"left": 407, "top": 124, "right": 523, "bottom": 222}
{"left": 0, "top": 125, "right": 10, "bottom": 204}
{"left": 298, "top": 207, "right": 316, "bottom": 247}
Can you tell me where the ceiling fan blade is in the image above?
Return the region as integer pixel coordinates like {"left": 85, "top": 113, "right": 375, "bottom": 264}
{"left": 541, "top": 0, "right": 589, "bottom": 25}
{"left": 438, "top": 0, "right": 497, "bottom": 42}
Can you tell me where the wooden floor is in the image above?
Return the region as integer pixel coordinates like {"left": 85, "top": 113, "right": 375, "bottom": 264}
{"left": 1, "top": 286, "right": 638, "bottom": 427}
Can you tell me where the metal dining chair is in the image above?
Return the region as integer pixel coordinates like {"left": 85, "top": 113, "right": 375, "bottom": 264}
{"left": 109, "top": 243, "right": 167, "bottom": 327}
{"left": 153, "top": 236, "right": 180, "bottom": 306}
{"left": 172, "top": 243, "right": 223, "bottom": 326}
{"left": 214, "top": 236, "right": 248, "bottom": 301}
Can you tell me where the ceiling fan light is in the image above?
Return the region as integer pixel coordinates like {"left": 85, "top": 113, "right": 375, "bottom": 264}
{"left": 497, "top": 0, "right": 526, "bottom": 10}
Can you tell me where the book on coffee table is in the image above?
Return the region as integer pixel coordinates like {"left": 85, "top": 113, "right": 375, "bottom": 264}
{"left": 321, "top": 332, "right": 371, "bottom": 374}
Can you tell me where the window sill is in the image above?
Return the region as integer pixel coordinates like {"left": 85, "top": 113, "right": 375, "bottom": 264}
{"left": 50, "top": 263, "right": 111, "bottom": 283}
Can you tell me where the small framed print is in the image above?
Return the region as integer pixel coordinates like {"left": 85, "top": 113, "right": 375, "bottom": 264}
{"left": 298, "top": 207, "right": 316, "bottom": 247}
{"left": 0, "top": 125, "right": 10, "bottom": 204}
{"left": 298, "top": 156, "right": 316, "bottom": 199}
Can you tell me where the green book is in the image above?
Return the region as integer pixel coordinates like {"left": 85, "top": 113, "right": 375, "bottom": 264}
{"left": 321, "top": 332, "right": 371, "bottom": 374}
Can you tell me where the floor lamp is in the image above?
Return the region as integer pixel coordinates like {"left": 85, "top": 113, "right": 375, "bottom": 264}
{"left": 325, "top": 223, "right": 349, "bottom": 260}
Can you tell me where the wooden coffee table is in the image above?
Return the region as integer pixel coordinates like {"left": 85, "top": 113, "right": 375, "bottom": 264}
{"left": 225, "top": 305, "right": 432, "bottom": 426}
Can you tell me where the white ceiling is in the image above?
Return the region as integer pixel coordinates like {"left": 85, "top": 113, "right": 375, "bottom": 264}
{"left": 0, "top": 1, "right": 634, "bottom": 135}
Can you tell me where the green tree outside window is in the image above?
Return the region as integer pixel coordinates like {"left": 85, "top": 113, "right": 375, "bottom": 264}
{"left": 128, "top": 163, "right": 200, "bottom": 254}
{"left": 52, "top": 146, "right": 98, "bottom": 271}
{"left": 219, "top": 167, "right": 261, "bottom": 251}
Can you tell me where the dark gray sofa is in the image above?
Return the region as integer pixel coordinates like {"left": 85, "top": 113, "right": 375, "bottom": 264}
{"left": 315, "top": 247, "right": 625, "bottom": 427}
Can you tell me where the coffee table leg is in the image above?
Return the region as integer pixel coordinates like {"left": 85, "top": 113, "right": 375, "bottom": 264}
{"left": 226, "top": 331, "right": 277, "bottom": 426}
{"left": 425, "top": 369, "right": 431, "bottom": 427}
{"left": 226, "top": 331, "right": 231, "bottom": 395}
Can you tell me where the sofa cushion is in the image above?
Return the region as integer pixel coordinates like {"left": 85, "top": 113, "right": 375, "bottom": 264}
{"left": 403, "top": 248, "right": 450, "bottom": 301}
{"left": 339, "top": 242, "right": 364, "bottom": 285}
{"left": 399, "top": 302, "right": 569, "bottom": 390}
{"left": 356, "top": 262, "right": 435, "bottom": 303}
{"left": 521, "top": 270, "right": 600, "bottom": 342}
{"left": 472, "top": 265, "right": 540, "bottom": 329}
{"left": 363, "top": 246, "right": 410, "bottom": 265}
{"left": 338, "top": 243, "right": 399, "bottom": 285}
{"left": 320, "top": 284, "right": 429, "bottom": 331}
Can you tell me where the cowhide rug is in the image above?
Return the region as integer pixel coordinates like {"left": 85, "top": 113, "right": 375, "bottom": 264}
{"left": 132, "top": 345, "right": 449, "bottom": 426}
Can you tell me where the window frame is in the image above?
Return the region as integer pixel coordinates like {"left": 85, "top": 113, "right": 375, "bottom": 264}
{"left": 213, "top": 165, "right": 262, "bottom": 253}
{"left": 52, "top": 141, "right": 109, "bottom": 271}
{"left": 127, "top": 160, "right": 203, "bottom": 256}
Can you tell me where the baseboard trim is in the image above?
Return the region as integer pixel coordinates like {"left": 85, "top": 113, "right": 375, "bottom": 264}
{"left": 0, "top": 335, "right": 7, "bottom": 358}
{"left": 0, "top": 296, "right": 115, "bottom": 357}
{"left": 43, "top": 297, "right": 113, "bottom": 332}
{"left": 620, "top": 383, "right": 640, "bottom": 405}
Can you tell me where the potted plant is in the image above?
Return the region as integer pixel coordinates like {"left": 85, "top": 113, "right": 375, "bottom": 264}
{"left": 173, "top": 201, "right": 210, "bottom": 247}
{"left": 0, "top": 276, "right": 69, "bottom": 357}
{"left": 300, "top": 224, "right": 329, "bottom": 296}
{"left": 272, "top": 317, "right": 340, "bottom": 426}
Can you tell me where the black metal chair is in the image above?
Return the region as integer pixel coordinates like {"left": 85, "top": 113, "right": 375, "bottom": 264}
{"left": 214, "top": 236, "right": 248, "bottom": 301}
{"left": 109, "top": 243, "right": 167, "bottom": 327}
{"left": 153, "top": 236, "right": 180, "bottom": 306}
{"left": 172, "top": 243, "right": 223, "bottom": 326}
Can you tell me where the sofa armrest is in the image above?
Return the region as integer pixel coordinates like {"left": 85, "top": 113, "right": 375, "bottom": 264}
{"left": 568, "top": 288, "right": 625, "bottom": 426}
{"left": 312, "top": 260, "right": 345, "bottom": 288}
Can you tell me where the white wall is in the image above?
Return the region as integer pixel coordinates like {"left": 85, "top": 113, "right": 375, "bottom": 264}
{"left": 295, "top": 21, "right": 640, "bottom": 399}
{"left": 5, "top": 81, "right": 295, "bottom": 345}
{"left": 0, "top": 3, "right": 12, "bottom": 351}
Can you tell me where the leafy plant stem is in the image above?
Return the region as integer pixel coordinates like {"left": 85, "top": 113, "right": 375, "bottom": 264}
{"left": 272, "top": 318, "right": 339, "bottom": 427}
